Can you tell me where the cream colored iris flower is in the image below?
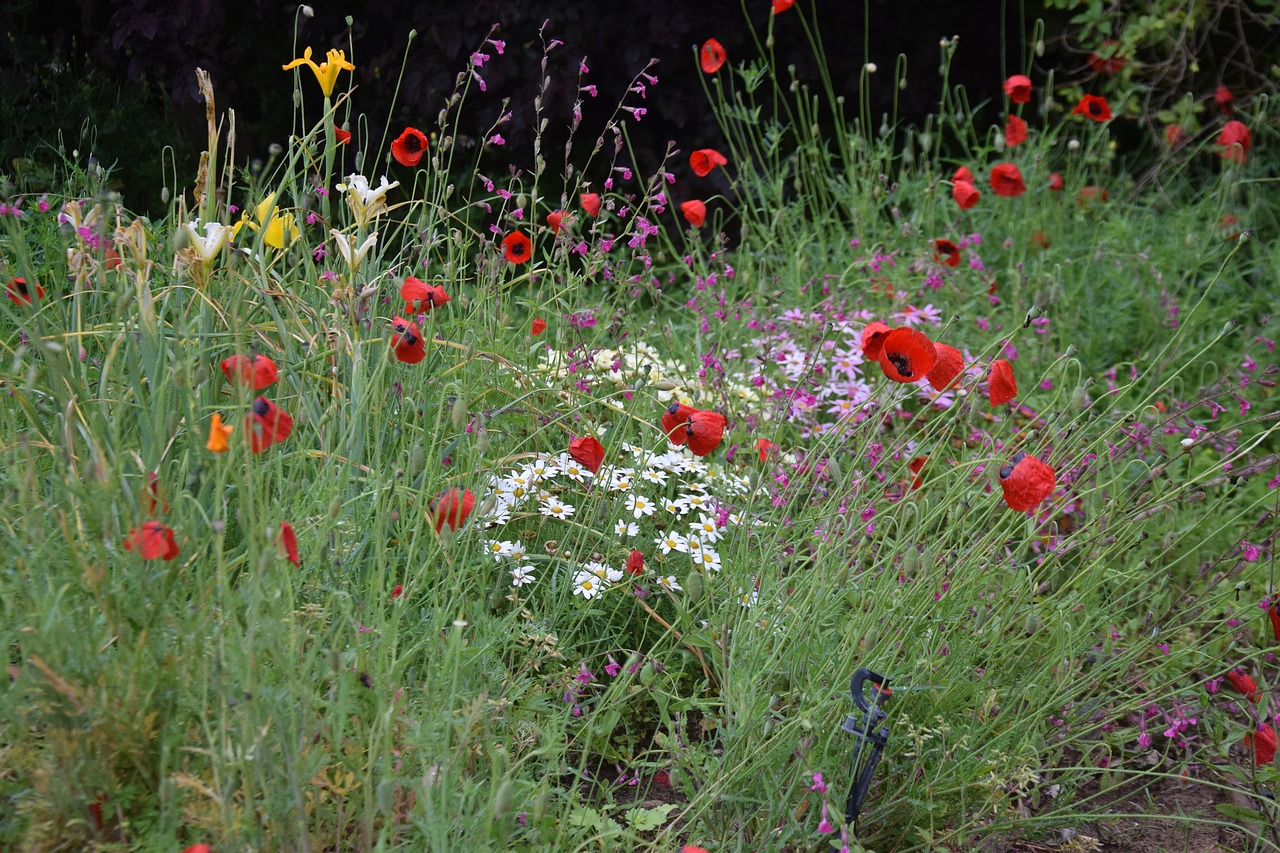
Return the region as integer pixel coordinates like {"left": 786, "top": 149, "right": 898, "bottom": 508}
{"left": 282, "top": 47, "right": 355, "bottom": 98}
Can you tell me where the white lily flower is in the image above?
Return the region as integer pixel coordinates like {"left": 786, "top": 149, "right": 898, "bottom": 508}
{"left": 336, "top": 174, "right": 399, "bottom": 229}
{"left": 330, "top": 229, "right": 378, "bottom": 274}
{"left": 184, "top": 220, "right": 231, "bottom": 263}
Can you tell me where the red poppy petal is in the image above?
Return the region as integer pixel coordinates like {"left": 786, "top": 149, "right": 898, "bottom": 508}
{"left": 927, "top": 343, "right": 964, "bottom": 391}
{"left": 433, "top": 488, "right": 475, "bottom": 533}
{"left": 686, "top": 410, "right": 726, "bottom": 457}
{"left": 568, "top": 435, "right": 606, "bottom": 474}
{"left": 989, "top": 359, "right": 1018, "bottom": 405}
{"left": 860, "top": 321, "right": 891, "bottom": 361}
{"left": 661, "top": 403, "right": 699, "bottom": 445}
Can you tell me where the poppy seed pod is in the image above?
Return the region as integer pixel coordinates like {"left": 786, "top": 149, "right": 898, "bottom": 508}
{"left": 998, "top": 451, "right": 1055, "bottom": 511}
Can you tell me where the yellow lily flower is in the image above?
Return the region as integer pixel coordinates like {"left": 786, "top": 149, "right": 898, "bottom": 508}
{"left": 207, "top": 413, "right": 233, "bottom": 453}
{"left": 282, "top": 47, "right": 355, "bottom": 98}
{"left": 232, "top": 192, "right": 299, "bottom": 250}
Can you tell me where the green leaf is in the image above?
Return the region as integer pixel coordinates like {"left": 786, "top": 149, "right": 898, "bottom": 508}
{"left": 1215, "top": 803, "right": 1268, "bottom": 824}
{"left": 627, "top": 803, "right": 678, "bottom": 831}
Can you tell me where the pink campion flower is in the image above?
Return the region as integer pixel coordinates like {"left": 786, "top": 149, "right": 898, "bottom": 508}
{"left": 1243, "top": 542, "right": 1261, "bottom": 562}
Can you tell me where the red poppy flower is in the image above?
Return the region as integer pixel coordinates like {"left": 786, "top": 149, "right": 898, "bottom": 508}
{"left": 141, "top": 471, "right": 169, "bottom": 515}
{"left": 1220, "top": 214, "right": 1241, "bottom": 242}
{"left": 700, "top": 39, "right": 727, "bottom": 74}
{"left": 989, "top": 359, "right": 1018, "bottom": 405}
{"left": 1047, "top": 172, "right": 1064, "bottom": 192}
{"left": 1004, "top": 74, "right": 1032, "bottom": 104}
{"left": 503, "top": 231, "right": 532, "bottom": 264}
{"left": 432, "top": 487, "right": 475, "bottom": 533}
{"left": 860, "top": 321, "right": 891, "bottom": 361}
{"left": 927, "top": 342, "right": 963, "bottom": 391}
{"left": 1086, "top": 42, "right": 1126, "bottom": 74}
{"left": 547, "top": 210, "right": 565, "bottom": 235}
{"left": 1225, "top": 667, "right": 1260, "bottom": 702}
{"left": 952, "top": 165, "right": 975, "bottom": 184}
{"left": 1164, "top": 125, "right": 1186, "bottom": 147}
{"left": 220, "top": 354, "right": 279, "bottom": 390}
{"left": 280, "top": 522, "right": 301, "bottom": 567}
{"left": 997, "top": 452, "right": 1055, "bottom": 512}
{"left": 391, "top": 316, "right": 426, "bottom": 364}
{"left": 580, "top": 193, "right": 602, "bottom": 217}
{"left": 756, "top": 437, "right": 773, "bottom": 462}
{"left": 686, "top": 410, "right": 727, "bottom": 457}
{"left": 568, "top": 435, "right": 606, "bottom": 474}
{"left": 1072, "top": 95, "right": 1112, "bottom": 122}
{"left": 1269, "top": 601, "right": 1280, "bottom": 643}
{"left": 182, "top": 846, "right": 213, "bottom": 853}
{"left": 1004, "top": 115, "right": 1028, "bottom": 147}
{"left": 246, "top": 397, "right": 294, "bottom": 453}
{"left": 908, "top": 455, "right": 927, "bottom": 490}
{"left": 662, "top": 402, "right": 700, "bottom": 446}
{"left": 690, "top": 148, "right": 728, "bottom": 177}
{"left": 391, "top": 126, "right": 428, "bottom": 167}
{"left": 334, "top": 125, "right": 352, "bottom": 145}
{"left": 952, "top": 180, "right": 981, "bottom": 209}
{"left": 1214, "top": 85, "right": 1234, "bottom": 115}
{"left": 400, "top": 276, "right": 450, "bottom": 314}
{"left": 6, "top": 277, "right": 44, "bottom": 305}
{"left": 878, "top": 327, "right": 937, "bottom": 383}
{"left": 989, "top": 163, "right": 1026, "bottom": 198}
{"left": 1029, "top": 230, "right": 1050, "bottom": 250}
{"left": 772, "top": 0, "right": 795, "bottom": 13}
{"left": 531, "top": 317, "right": 547, "bottom": 336}
{"left": 124, "top": 521, "right": 180, "bottom": 561}
{"left": 1218, "top": 120, "right": 1251, "bottom": 163}
{"left": 934, "top": 238, "right": 960, "bottom": 268}
{"left": 681, "top": 199, "right": 707, "bottom": 227}
{"left": 1246, "top": 724, "right": 1277, "bottom": 766}
{"left": 1076, "top": 185, "right": 1109, "bottom": 206}
{"left": 626, "top": 549, "right": 645, "bottom": 576}
{"left": 391, "top": 583, "right": 404, "bottom": 599}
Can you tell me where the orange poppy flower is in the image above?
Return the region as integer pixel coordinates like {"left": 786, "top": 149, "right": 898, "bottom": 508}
{"left": 124, "top": 521, "right": 180, "bottom": 561}
{"left": 401, "top": 276, "right": 450, "bottom": 314}
{"left": 334, "top": 125, "right": 352, "bottom": 145}
{"left": 989, "top": 163, "right": 1026, "bottom": 198}
{"left": 681, "top": 199, "right": 707, "bottom": 227}
{"left": 626, "top": 549, "right": 645, "bottom": 576}
{"left": 1072, "top": 95, "right": 1111, "bottom": 122}
{"left": 700, "top": 39, "right": 727, "bottom": 74}
{"left": 988, "top": 359, "right": 1017, "bottom": 405}
{"left": 391, "top": 127, "right": 428, "bottom": 167}
{"left": 1218, "top": 120, "right": 1251, "bottom": 163}
{"left": 246, "top": 397, "right": 294, "bottom": 453}
{"left": 568, "top": 435, "right": 605, "bottom": 473}
{"left": 934, "top": 238, "right": 960, "bottom": 268}
{"left": 220, "top": 354, "right": 279, "bottom": 390}
{"left": 662, "top": 403, "right": 700, "bottom": 446}
{"left": 503, "top": 231, "right": 532, "bottom": 263}
{"left": 860, "top": 321, "right": 891, "bottom": 361}
{"left": 547, "top": 210, "right": 565, "bottom": 235}
{"left": 432, "top": 488, "right": 475, "bottom": 533}
{"left": 206, "top": 413, "right": 233, "bottom": 453}
{"left": 878, "top": 327, "right": 937, "bottom": 383}
{"left": 5, "top": 277, "right": 44, "bottom": 305}
{"left": 690, "top": 148, "right": 728, "bottom": 177}
{"left": 952, "top": 180, "right": 981, "bottom": 209}
{"left": 1214, "top": 85, "right": 1234, "bottom": 115}
{"left": 531, "top": 317, "right": 547, "bottom": 336}
{"left": 771, "top": 0, "right": 794, "bottom": 13}
{"left": 1225, "top": 668, "right": 1260, "bottom": 702}
{"left": 927, "top": 342, "right": 963, "bottom": 391}
{"left": 280, "top": 522, "right": 301, "bottom": 567}
{"left": 1246, "top": 724, "right": 1277, "bottom": 766}
{"left": 580, "top": 193, "right": 602, "bottom": 217}
{"left": 1004, "top": 74, "right": 1032, "bottom": 104}
{"left": 1048, "top": 172, "right": 1064, "bottom": 192}
{"left": 997, "top": 451, "right": 1055, "bottom": 511}
{"left": 1004, "top": 115, "right": 1028, "bottom": 147}
{"left": 391, "top": 316, "right": 426, "bottom": 364}
{"left": 952, "top": 165, "right": 975, "bottom": 184}
{"left": 686, "top": 410, "right": 727, "bottom": 457}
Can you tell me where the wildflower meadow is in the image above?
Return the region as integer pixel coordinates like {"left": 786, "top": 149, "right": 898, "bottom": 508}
{"left": 2, "top": 2, "right": 1279, "bottom": 851}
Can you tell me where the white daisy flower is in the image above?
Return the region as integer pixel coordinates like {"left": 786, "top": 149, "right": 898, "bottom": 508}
{"left": 654, "top": 530, "right": 688, "bottom": 554}
{"left": 686, "top": 535, "right": 703, "bottom": 555}
{"left": 641, "top": 467, "right": 669, "bottom": 486}
{"left": 696, "top": 547, "right": 722, "bottom": 572}
{"left": 486, "top": 539, "right": 515, "bottom": 560}
{"left": 689, "top": 513, "right": 723, "bottom": 543}
{"left": 657, "top": 575, "right": 683, "bottom": 592}
{"left": 540, "top": 499, "right": 574, "bottom": 520}
{"left": 560, "top": 458, "right": 591, "bottom": 483}
{"left": 737, "top": 587, "right": 758, "bottom": 608}
{"left": 527, "top": 456, "right": 559, "bottom": 480}
{"left": 684, "top": 482, "right": 709, "bottom": 493}
{"left": 583, "top": 562, "right": 623, "bottom": 584}
{"left": 508, "top": 541, "right": 527, "bottom": 561}
{"left": 626, "top": 493, "right": 657, "bottom": 519}
{"left": 683, "top": 493, "right": 711, "bottom": 512}
{"left": 663, "top": 497, "right": 690, "bottom": 517}
{"left": 510, "top": 564, "right": 536, "bottom": 587}
{"left": 615, "top": 520, "right": 640, "bottom": 536}
{"left": 727, "top": 512, "right": 745, "bottom": 526}
{"left": 572, "top": 570, "right": 603, "bottom": 600}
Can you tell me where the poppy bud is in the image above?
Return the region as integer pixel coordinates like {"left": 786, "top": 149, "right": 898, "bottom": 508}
{"left": 452, "top": 396, "right": 468, "bottom": 430}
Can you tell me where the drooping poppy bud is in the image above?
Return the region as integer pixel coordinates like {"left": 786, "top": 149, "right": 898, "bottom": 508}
{"left": 952, "top": 180, "right": 981, "bottom": 210}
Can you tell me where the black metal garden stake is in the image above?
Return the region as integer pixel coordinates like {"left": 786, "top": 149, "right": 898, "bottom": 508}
{"left": 840, "top": 667, "right": 891, "bottom": 833}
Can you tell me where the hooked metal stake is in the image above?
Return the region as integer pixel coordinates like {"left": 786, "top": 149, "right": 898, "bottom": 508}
{"left": 840, "top": 667, "right": 891, "bottom": 833}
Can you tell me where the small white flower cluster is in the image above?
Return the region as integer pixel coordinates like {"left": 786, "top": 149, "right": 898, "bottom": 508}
{"left": 479, "top": 440, "right": 758, "bottom": 600}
